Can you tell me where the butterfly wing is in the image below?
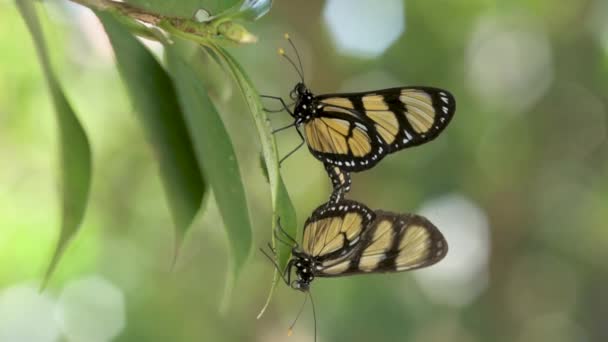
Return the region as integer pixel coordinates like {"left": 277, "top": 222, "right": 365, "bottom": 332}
{"left": 301, "top": 103, "right": 386, "bottom": 171}
{"left": 301, "top": 200, "right": 376, "bottom": 273}
{"left": 317, "top": 86, "right": 455, "bottom": 154}
{"left": 315, "top": 209, "right": 447, "bottom": 277}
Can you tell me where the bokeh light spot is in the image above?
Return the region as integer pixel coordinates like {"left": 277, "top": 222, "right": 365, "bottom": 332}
{"left": 413, "top": 194, "right": 491, "bottom": 307}
{"left": 0, "top": 284, "right": 60, "bottom": 342}
{"left": 56, "top": 275, "right": 126, "bottom": 342}
{"left": 323, "top": 0, "right": 405, "bottom": 58}
{"left": 466, "top": 15, "right": 553, "bottom": 114}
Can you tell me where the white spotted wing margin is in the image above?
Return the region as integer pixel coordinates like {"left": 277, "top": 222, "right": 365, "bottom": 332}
{"left": 313, "top": 208, "right": 448, "bottom": 277}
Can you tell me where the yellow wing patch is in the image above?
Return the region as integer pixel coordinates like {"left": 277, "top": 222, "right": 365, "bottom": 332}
{"left": 320, "top": 97, "right": 355, "bottom": 109}
{"left": 348, "top": 127, "right": 372, "bottom": 157}
{"left": 321, "top": 117, "right": 350, "bottom": 136}
{"left": 320, "top": 260, "right": 351, "bottom": 275}
{"left": 322, "top": 105, "right": 359, "bottom": 119}
{"left": 366, "top": 111, "right": 399, "bottom": 144}
{"left": 400, "top": 90, "right": 436, "bottom": 134}
{"left": 304, "top": 118, "right": 348, "bottom": 154}
{"left": 302, "top": 212, "right": 364, "bottom": 257}
{"left": 363, "top": 219, "right": 394, "bottom": 255}
{"left": 395, "top": 225, "right": 432, "bottom": 270}
{"left": 303, "top": 117, "right": 373, "bottom": 158}
{"left": 358, "top": 219, "right": 394, "bottom": 272}
{"left": 362, "top": 95, "right": 389, "bottom": 111}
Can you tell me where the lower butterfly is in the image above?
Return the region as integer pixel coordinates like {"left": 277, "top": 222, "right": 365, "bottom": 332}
{"left": 261, "top": 199, "right": 448, "bottom": 341}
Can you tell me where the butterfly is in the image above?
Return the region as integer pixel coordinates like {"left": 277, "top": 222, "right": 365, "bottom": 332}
{"left": 262, "top": 35, "right": 456, "bottom": 202}
{"left": 261, "top": 199, "right": 448, "bottom": 340}
{"left": 264, "top": 199, "right": 447, "bottom": 290}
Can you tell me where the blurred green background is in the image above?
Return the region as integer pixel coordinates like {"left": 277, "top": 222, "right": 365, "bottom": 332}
{"left": 1, "top": 0, "right": 608, "bottom": 341}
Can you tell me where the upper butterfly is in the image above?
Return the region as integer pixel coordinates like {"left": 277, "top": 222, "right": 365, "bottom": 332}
{"left": 263, "top": 35, "right": 456, "bottom": 201}
{"left": 291, "top": 83, "right": 455, "bottom": 171}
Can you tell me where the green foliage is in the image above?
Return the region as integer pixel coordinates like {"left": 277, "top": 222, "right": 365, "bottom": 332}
{"left": 98, "top": 13, "right": 206, "bottom": 253}
{"left": 6, "top": 1, "right": 608, "bottom": 341}
{"left": 206, "top": 44, "right": 296, "bottom": 268}
{"left": 15, "top": 0, "right": 294, "bottom": 308}
{"left": 15, "top": 0, "right": 92, "bottom": 288}
{"left": 165, "top": 39, "right": 253, "bottom": 287}
{"left": 205, "top": 42, "right": 296, "bottom": 315}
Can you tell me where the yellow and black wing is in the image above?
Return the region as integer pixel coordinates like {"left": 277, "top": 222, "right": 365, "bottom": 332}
{"left": 301, "top": 103, "right": 385, "bottom": 171}
{"left": 301, "top": 87, "right": 455, "bottom": 172}
{"left": 302, "top": 201, "right": 447, "bottom": 277}
{"left": 301, "top": 200, "right": 376, "bottom": 273}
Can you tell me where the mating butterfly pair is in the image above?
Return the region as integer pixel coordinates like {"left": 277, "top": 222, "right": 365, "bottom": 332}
{"left": 260, "top": 35, "right": 455, "bottom": 341}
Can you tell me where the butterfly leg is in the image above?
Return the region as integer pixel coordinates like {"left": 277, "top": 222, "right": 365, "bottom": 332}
{"left": 276, "top": 217, "right": 298, "bottom": 246}
{"left": 260, "top": 95, "right": 294, "bottom": 115}
{"left": 264, "top": 106, "right": 294, "bottom": 113}
{"left": 267, "top": 242, "right": 277, "bottom": 255}
{"left": 324, "top": 163, "right": 352, "bottom": 204}
{"left": 260, "top": 247, "right": 292, "bottom": 285}
{"left": 272, "top": 123, "right": 296, "bottom": 134}
{"left": 274, "top": 229, "right": 294, "bottom": 248}
{"left": 278, "top": 127, "right": 305, "bottom": 166}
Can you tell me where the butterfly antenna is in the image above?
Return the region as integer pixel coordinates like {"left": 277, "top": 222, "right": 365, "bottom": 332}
{"left": 284, "top": 33, "right": 305, "bottom": 82}
{"left": 278, "top": 48, "right": 305, "bottom": 82}
{"left": 309, "top": 291, "right": 317, "bottom": 342}
{"left": 287, "top": 293, "right": 308, "bottom": 337}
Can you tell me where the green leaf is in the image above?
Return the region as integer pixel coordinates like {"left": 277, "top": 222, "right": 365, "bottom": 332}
{"left": 165, "top": 40, "right": 253, "bottom": 299}
{"left": 205, "top": 43, "right": 296, "bottom": 317}
{"left": 98, "top": 13, "right": 206, "bottom": 253}
{"left": 16, "top": 0, "right": 93, "bottom": 288}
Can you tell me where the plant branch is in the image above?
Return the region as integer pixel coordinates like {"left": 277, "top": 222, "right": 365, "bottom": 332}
{"left": 68, "top": 0, "right": 257, "bottom": 44}
{"left": 70, "top": 0, "right": 165, "bottom": 24}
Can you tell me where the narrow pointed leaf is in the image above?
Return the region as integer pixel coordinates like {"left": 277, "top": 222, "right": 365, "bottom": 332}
{"left": 98, "top": 13, "right": 205, "bottom": 251}
{"left": 16, "top": 0, "right": 93, "bottom": 288}
{"left": 206, "top": 43, "right": 296, "bottom": 316}
{"left": 165, "top": 40, "right": 252, "bottom": 296}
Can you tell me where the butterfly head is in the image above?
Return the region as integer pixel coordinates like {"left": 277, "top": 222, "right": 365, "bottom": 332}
{"left": 291, "top": 83, "right": 315, "bottom": 122}
{"left": 291, "top": 255, "right": 315, "bottom": 292}
{"left": 290, "top": 82, "right": 310, "bottom": 100}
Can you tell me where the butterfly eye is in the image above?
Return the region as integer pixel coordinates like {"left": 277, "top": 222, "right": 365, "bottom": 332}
{"left": 289, "top": 88, "right": 298, "bottom": 100}
{"left": 296, "top": 83, "right": 306, "bottom": 94}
